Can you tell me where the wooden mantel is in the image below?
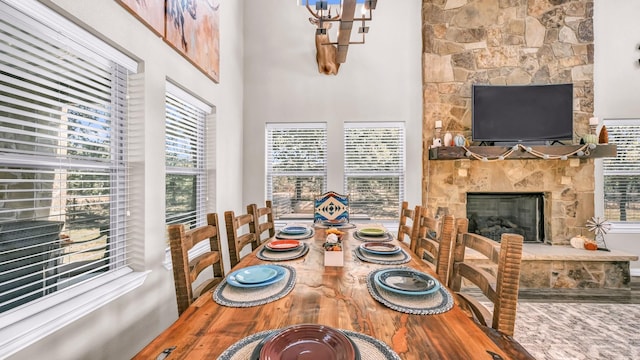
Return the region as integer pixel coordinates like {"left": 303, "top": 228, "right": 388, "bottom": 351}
{"left": 429, "top": 144, "right": 617, "bottom": 160}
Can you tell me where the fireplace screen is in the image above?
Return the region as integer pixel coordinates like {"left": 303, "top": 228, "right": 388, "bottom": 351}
{"left": 466, "top": 193, "right": 544, "bottom": 243}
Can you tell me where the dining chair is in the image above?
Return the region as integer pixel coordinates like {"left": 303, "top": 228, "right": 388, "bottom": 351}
{"left": 397, "top": 201, "right": 420, "bottom": 248}
{"left": 414, "top": 211, "right": 455, "bottom": 285}
{"left": 410, "top": 208, "right": 442, "bottom": 254}
{"left": 167, "top": 213, "right": 224, "bottom": 315}
{"left": 247, "top": 200, "right": 275, "bottom": 242}
{"left": 314, "top": 191, "right": 350, "bottom": 224}
{"left": 448, "top": 220, "right": 524, "bottom": 337}
{"left": 224, "top": 209, "right": 260, "bottom": 268}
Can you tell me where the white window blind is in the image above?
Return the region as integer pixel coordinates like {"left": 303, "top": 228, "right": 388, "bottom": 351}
{"left": 165, "top": 84, "right": 210, "bottom": 229}
{"left": 266, "top": 123, "right": 327, "bottom": 219}
{"left": 0, "top": 1, "right": 133, "bottom": 313}
{"left": 344, "top": 123, "right": 405, "bottom": 220}
{"left": 602, "top": 119, "right": 640, "bottom": 222}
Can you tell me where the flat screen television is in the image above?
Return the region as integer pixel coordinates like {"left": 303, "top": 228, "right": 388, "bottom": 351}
{"left": 471, "top": 84, "right": 574, "bottom": 145}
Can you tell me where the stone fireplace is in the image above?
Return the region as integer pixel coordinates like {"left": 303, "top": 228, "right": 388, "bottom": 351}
{"left": 467, "top": 192, "right": 544, "bottom": 243}
{"left": 418, "top": 1, "right": 637, "bottom": 291}
{"left": 420, "top": 0, "right": 597, "bottom": 245}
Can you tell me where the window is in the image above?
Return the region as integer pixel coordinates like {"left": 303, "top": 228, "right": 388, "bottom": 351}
{"left": 344, "top": 123, "right": 405, "bottom": 220}
{"left": 602, "top": 119, "right": 640, "bottom": 222}
{"left": 165, "top": 84, "right": 212, "bottom": 229}
{"left": 265, "top": 122, "right": 406, "bottom": 221}
{"left": 0, "top": 0, "right": 136, "bottom": 314}
{"left": 266, "top": 123, "right": 327, "bottom": 219}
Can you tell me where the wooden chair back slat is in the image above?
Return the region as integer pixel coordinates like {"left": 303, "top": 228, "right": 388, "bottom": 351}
{"left": 167, "top": 213, "right": 224, "bottom": 315}
{"left": 449, "top": 224, "right": 524, "bottom": 337}
{"left": 247, "top": 201, "right": 275, "bottom": 242}
{"left": 414, "top": 211, "right": 455, "bottom": 285}
{"left": 224, "top": 210, "right": 260, "bottom": 269}
{"left": 397, "top": 201, "right": 419, "bottom": 249}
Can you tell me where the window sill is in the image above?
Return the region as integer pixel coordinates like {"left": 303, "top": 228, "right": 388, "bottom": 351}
{"left": 0, "top": 267, "right": 149, "bottom": 357}
{"left": 608, "top": 222, "right": 640, "bottom": 233}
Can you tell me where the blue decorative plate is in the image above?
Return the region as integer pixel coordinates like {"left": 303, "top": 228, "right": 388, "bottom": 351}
{"left": 280, "top": 225, "right": 308, "bottom": 235}
{"left": 374, "top": 269, "right": 440, "bottom": 296}
{"left": 233, "top": 265, "right": 279, "bottom": 284}
{"left": 227, "top": 265, "right": 286, "bottom": 288}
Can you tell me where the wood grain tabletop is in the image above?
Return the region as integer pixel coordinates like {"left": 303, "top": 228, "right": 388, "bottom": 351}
{"left": 133, "top": 226, "right": 533, "bottom": 360}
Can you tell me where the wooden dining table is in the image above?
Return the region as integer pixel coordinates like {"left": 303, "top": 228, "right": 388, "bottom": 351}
{"left": 133, "top": 225, "right": 534, "bottom": 360}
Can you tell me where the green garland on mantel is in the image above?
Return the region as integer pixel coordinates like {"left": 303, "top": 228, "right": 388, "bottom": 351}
{"left": 461, "top": 143, "right": 596, "bottom": 162}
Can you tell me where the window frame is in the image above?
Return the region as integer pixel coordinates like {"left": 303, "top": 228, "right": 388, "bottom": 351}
{"left": 266, "top": 123, "right": 328, "bottom": 220}
{"left": 165, "top": 82, "right": 212, "bottom": 230}
{"left": 600, "top": 118, "right": 640, "bottom": 232}
{"left": 343, "top": 122, "right": 406, "bottom": 220}
{"left": 264, "top": 122, "right": 407, "bottom": 221}
{"left": 0, "top": 0, "right": 145, "bottom": 356}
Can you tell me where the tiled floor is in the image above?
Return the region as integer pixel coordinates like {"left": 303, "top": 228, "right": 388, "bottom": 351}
{"left": 477, "top": 277, "right": 640, "bottom": 360}
{"left": 511, "top": 302, "right": 640, "bottom": 360}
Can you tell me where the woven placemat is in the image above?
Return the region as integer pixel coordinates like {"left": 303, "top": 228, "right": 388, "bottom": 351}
{"left": 275, "top": 228, "right": 315, "bottom": 240}
{"left": 217, "top": 328, "right": 401, "bottom": 360}
{"left": 366, "top": 267, "right": 454, "bottom": 315}
{"left": 352, "top": 231, "right": 394, "bottom": 242}
{"left": 354, "top": 247, "right": 411, "bottom": 265}
{"left": 213, "top": 265, "right": 296, "bottom": 308}
{"left": 313, "top": 222, "right": 357, "bottom": 229}
{"left": 256, "top": 243, "right": 309, "bottom": 261}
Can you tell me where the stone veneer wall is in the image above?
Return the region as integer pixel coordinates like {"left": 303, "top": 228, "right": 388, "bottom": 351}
{"left": 421, "top": 0, "right": 595, "bottom": 245}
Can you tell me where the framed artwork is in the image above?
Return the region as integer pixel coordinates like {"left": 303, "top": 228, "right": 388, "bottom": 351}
{"left": 116, "top": 0, "right": 165, "bottom": 36}
{"left": 165, "top": 0, "right": 221, "bottom": 83}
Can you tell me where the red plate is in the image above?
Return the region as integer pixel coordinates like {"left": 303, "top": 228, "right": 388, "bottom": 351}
{"left": 266, "top": 240, "right": 301, "bottom": 251}
{"left": 260, "top": 324, "right": 355, "bottom": 360}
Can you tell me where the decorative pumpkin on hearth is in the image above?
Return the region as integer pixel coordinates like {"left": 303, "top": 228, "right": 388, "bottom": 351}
{"left": 584, "top": 238, "right": 598, "bottom": 251}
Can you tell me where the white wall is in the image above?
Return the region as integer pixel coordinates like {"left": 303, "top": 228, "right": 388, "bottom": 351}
{"left": 594, "top": 0, "right": 640, "bottom": 271}
{"left": 9, "top": 1, "right": 244, "bottom": 359}
{"left": 242, "top": 0, "right": 423, "bottom": 209}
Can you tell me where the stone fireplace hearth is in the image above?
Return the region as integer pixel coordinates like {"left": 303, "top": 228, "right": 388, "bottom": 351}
{"left": 424, "top": 157, "right": 595, "bottom": 246}
{"left": 423, "top": 153, "right": 639, "bottom": 291}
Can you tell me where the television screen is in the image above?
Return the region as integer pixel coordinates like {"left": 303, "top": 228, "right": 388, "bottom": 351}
{"left": 471, "top": 84, "right": 574, "bottom": 144}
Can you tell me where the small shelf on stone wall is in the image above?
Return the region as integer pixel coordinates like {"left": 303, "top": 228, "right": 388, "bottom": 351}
{"left": 428, "top": 144, "right": 617, "bottom": 160}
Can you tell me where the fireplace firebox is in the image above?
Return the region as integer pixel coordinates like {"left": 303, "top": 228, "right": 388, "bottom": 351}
{"left": 466, "top": 192, "right": 544, "bottom": 243}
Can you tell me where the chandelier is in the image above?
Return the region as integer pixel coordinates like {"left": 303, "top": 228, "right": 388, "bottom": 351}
{"left": 306, "top": 0, "right": 377, "bottom": 64}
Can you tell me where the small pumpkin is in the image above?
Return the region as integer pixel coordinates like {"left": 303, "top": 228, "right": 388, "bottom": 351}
{"left": 453, "top": 134, "right": 466, "bottom": 147}
{"left": 584, "top": 239, "right": 598, "bottom": 251}
{"left": 582, "top": 134, "right": 598, "bottom": 144}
